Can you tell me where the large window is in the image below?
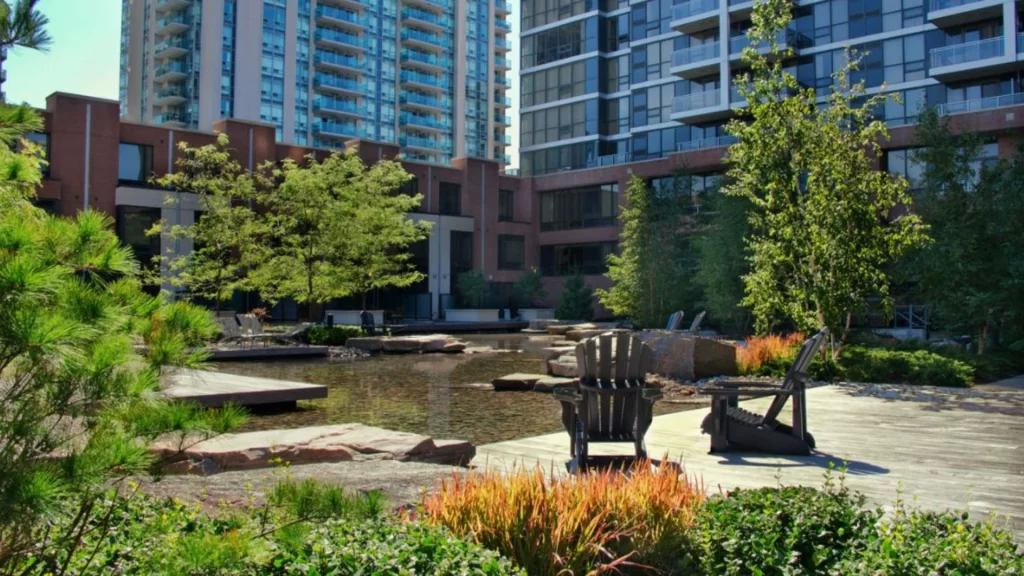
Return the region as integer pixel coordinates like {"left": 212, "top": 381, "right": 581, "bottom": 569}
{"left": 522, "top": 0, "right": 593, "bottom": 32}
{"left": 521, "top": 99, "right": 599, "bottom": 147}
{"left": 399, "top": 175, "right": 418, "bottom": 196}
{"left": 540, "top": 184, "right": 618, "bottom": 231}
{"left": 440, "top": 182, "right": 461, "bottom": 215}
{"left": 630, "top": 38, "right": 681, "bottom": 84}
{"left": 521, "top": 18, "right": 597, "bottom": 69}
{"left": 522, "top": 141, "right": 597, "bottom": 176}
{"left": 540, "top": 242, "right": 617, "bottom": 276}
{"left": 498, "top": 235, "right": 525, "bottom": 270}
{"left": 498, "top": 189, "right": 514, "bottom": 221}
{"left": 116, "top": 206, "right": 161, "bottom": 267}
{"left": 118, "top": 143, "right": 154, "bottom": 184}
{"left": 521, "top": 59, "right": 598, "bottom": 108}
{"left": 886, "top": 149, "right": 925, "bottom": 191}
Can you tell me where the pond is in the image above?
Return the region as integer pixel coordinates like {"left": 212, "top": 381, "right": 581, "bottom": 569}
{"left": 213, "top": 335, "right": 690, "bottom": 445}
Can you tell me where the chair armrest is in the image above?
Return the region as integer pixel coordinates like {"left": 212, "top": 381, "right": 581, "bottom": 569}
{"left": 642, "top": 388, "right": 663, "bottom": 402}
{"left": 699, "top": 387, "right": 797, "bottom": 397}
{"left": 710, "top": 380, "right": 786, "bottom": 389}
{"left": 553, "top": 388, "right": 581, "bottom": 405}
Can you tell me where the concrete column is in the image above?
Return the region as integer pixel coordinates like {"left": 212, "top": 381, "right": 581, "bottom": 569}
{"left": 718, "top": 1, "right": 730, "bottom": 108}
{"left": 125, "top": 0, "right": 145, "bottom": 121}
{"left": 198, "top": 0, "right": 225, "bottom": 131}
{"left": 233, "top": 0, "right": 263, "bottom": 122}
{"left": 454, "top": 1, "right": 468, "bottom": 158}
{"left": 1005, "top": 0, "right": 1017, "bottom": 58}
{"left": 282, "top": 0, "right": 299, "bottom": 142}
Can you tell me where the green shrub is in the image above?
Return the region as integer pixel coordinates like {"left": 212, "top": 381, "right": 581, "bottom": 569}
{"left": 841, "top": 346, "right": 974, "bottom": 387}
{"left": 696, "top": 474, "right": 879, "bottom": 575}
{"left": 892, "top": 340, "right": 1024, "bottom": 383}
{"left": 838, "top": 500, "right": 1024, "bottom": 575}
{"left": 303, "top": 325, "right": 363, "bottom": 346}
{"left": 555, "top": 271, "right": 594, "bottom": 321}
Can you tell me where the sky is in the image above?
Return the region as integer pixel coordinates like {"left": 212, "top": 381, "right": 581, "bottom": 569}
{"left": 5, "top": 0, "right": 521, "bottom": 169}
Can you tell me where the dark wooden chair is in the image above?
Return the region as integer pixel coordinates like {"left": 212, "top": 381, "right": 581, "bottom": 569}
{"left": 686, "top": 310, "right": 707, "bottom": 333}
{"left": 360, "top": 310, "right": 377, "bottom": 336}
{"left": 699, "top": 329, "right": 828, "bottom": 455}
{"left": 665, "top": 311, "right": 685, "bottom": 330}
{"left": 553, "top": 332, "right": 663, "bottom": 472}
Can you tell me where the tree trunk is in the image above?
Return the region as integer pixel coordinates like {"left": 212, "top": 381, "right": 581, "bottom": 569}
{"left": 832, "top": 312, "right": 852, "bottom": 361}
{"left": 978, "top": 322, "right": 988, "bottom": 355}
{"left": 361, "top": 291, "right": 368, "bottom": 311}
{"left": 307, "top": 270, "right": 315, "bottom": 323}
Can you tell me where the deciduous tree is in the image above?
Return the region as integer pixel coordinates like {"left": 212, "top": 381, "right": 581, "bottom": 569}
{"left": 694, "top": 190, "right": 753, "bottom": 335}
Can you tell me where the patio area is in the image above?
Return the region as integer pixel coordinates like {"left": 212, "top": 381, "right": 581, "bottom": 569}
{"left": 476, "top": 381, "right": 1024, "bottom": 539}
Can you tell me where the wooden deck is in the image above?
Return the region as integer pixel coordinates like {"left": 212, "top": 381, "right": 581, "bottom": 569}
{"left": 161, "top": 369, "right": 328, "bottom": 408}
{"left": 477, "top": 383, "right": 1024, "bottom": 539}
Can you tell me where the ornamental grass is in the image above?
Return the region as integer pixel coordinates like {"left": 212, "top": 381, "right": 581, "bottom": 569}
{"left": 736, "top": 332, "right": 805, "bottom": 374}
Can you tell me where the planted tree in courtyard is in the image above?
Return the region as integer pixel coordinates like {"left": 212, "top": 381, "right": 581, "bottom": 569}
{"left": 514, "top": 267, "right": 546, "bottom": 308}
{"left": 694, "top": 190, "right": 753, "bottom": 335}
{"left": 251, "top": 151, "right": 428, "bottom": 318}
{"left": 723, "top": 0, "right": 928, "bottom": 357}
{"left": 153, "top": 134, "right": 266, "bottom": 312}
{"left": 908, "top": 109, "right": 1024, "bottom": 353}
{"left": 598, "top": 173, "right": 701, "bottom": 328}
{"left": 0, "top": 104, "right": 243, "bottom": 572}
{"left": 557, "top": 271, "right": 595, "bottom": 321}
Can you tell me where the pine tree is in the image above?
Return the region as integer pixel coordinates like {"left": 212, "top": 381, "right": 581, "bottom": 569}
{"left": 556, "top": 271, "right": 595, "bottom": 321}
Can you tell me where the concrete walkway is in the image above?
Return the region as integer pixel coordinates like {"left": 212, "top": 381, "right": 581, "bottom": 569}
{"left": 476, "top": 383, "right": 1024, "bottom": 539}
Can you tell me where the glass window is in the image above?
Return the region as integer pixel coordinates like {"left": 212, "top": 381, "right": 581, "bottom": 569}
{"left": 498, "top": 235, "right": 525, "bottom": 270}
{"left": 498, "top": 189, "right": 514, "bottom": 221}
{"left": 118, "top": 143, "right": 154, "bottom": 184}
{"left": 440, "top": 182, "right": 461, "bottom": 215}
{"left": 539, "top": 242, "right": 617, "bottom": 276}
{"left": 539, "top": 184, "right": 618, "bottom": 231}
{"left": 116, "top": 206, "right": 161, "bottom": 267}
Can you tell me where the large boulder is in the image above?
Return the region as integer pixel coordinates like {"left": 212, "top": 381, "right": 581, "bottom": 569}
{"left": 381, "top": 338, "right": 425, "bottom": 353}
{"left": 693, "top": 337, "right": 739, "bottom": 379}
{"left": 492, "top": 373, "right": 547, "bottom": 391}
{"left": 636, "top": 331, "right": 737, "bottom": 380}
{"left": 548, "top": 355, "right": 579, "bottom": 378}
{"left": 542, "top": 345, "right": 577, "bottom": 361}
{"left": 533, "top": 377, "right": 576, "bottom": 393}
{"left": 151, "top": 424, "right": 475, "bottom": 474}
{"left": 347, "top": 337, "right": 383, "bottom": 352}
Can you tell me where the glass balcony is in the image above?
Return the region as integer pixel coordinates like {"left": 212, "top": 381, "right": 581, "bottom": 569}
{"left": 313, "top": 72, "right": 366, "bottom": 94}
{"left": 314, "top": 50, "right": 363, "bottom": 73}
{"left": 675, "top": 135, "right": 739, "bottom": 152}
{"left": 671, "top": 0, "right": 718, "bottom": 33}
{"left": 936, "top": 92, "right": 1024, "bottom": 115}
{"left": 673, "top": 89, "right": 721, "bottom": 113}
{"left": 494, "top": 76, "right": 511, "bottom": 88}
{"left": 155, "top": 13, "right": 189, "bottom": 35}
{"left": 498, "top": 134, "right": 512, "bottom": 145}
{"left": 313, "top": 96, "right": 365, "bottom": 117}
{"left": 930, "top": 36, "right": 1004, "bottom": 69}
{"left": 399, "top": 112, "right": 450, "bottom": 130}
{"left": 400, "top": 28, "right": 451, "bottom": 50}
{"left": 154, "top": 36, "right": 188, "bottom": 58}
{"left": 495, "top": 0, "right": 512, "bottom": 15}
{"left": 673, "top": 42, "right": 720, "bottom": 67}
{"left": 729, "top": 28, "right": 808, "bottom": 58}
{"left": 401, "top": 7, "right": 451, "bottom": 29}
{"left": 673, "top": 0, "right": 718, "bottom": 20}
{"left": 154, "top": 85, "right": 188, "bottom": 104}
{"left": 400, "top": 48, "right": 446, "bottom": 70}
{"left": 154, "top": 112, "right": 188, "bottom": 125}
{"left": 314, "top": 120, "right": 366, "bottom": 139}
{"left": 495, "top": 37, "right": 512, "bottom": 51}
{"left": 154, "top": 60, "right": 189, "bottom": 81}
{"left": 315, "top": 5, "right": 366, "bottom": 29}
{"left": 930, "top": 0, "right": 986, "bottom": 10}
{"left": 495, "top": 19, "right": 511, "bottom": 33}
{"left": 399, "top": 69, "right": 449, "bottom": 89}
{"left": 495, "top": 115, "right": 511, "bottom": 125}
{"left": 500, "top": 154, "right": 512, "bottom": 164}
{"left": 495, "top": 95, "right": 512, "bottom": 107}
{"left": 400, "top": 91, "right": 448, "bottom": 109}
{"left": 400, "top": 134, "right": 440, "bottom": 150}
{"left": 315, "top": 28, "right": 366, "bottom": 51}
{"left": 495, "top": 56, "right": 511, "bottom": 69}
{"left": 405, "top": 0, "right": 450, "bottom": 11}
{"left": 155, "top": 0, "right": 190, "bottom": 13}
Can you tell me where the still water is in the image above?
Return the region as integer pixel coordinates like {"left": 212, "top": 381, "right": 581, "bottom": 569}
{"left": 213, "top": 335, "right": 570, "bottom": 445}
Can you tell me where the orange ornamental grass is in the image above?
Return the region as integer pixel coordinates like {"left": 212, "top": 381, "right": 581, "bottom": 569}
{"left": 422, "top": 460, "right": 704, "bottom": 575}
{"left": 736, "top": 332, "right": 805, "bottom": 374}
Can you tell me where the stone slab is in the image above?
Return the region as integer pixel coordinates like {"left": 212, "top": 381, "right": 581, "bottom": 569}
{"left": 348, "top": 335, "right": 469, "bottom": 354}
{"left": 151, "top": 423, "right": 474, "bottom": 474}
{"left": 548, "top": 356, "right": 578, "bottom": 378}
{"left": 533, "top": 377, "right": 577, "bottom": 393}
{"left": 161, "top": 369, "right": 327, "bottom": 408}
{"left": 542, "top": 345, "right": 577, "bottom": 361}
{"left": 492, "top": 373, "right": 548, "bottom": 391}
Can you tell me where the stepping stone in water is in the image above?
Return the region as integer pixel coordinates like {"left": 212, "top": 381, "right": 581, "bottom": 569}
{"left": 533, "top": 377, "right": 577, "bottom": 393}
{"left": 492, "top": 373, "right": 548, "bottom": 391}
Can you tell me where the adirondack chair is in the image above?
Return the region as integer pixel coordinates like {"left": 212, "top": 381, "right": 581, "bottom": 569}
{"left": 699, "top": 329, "right": 828, "bottom": 455}
{"left": 665, "top": 311, "right": 685, "bottom": 330}
{"left": 217, "top": 317, "right": 245, "bottom": 344}
{"left": 553, "top": 332, "right": 663, "bottom": 472}
{"left": 237, "top": 314, "right": 277, "bottom": 347}
{"left": 686, "top": 310, "right": 707, "bottom": 333}
{"left": 360, "top": 310, "right": 377, "bottom": 336}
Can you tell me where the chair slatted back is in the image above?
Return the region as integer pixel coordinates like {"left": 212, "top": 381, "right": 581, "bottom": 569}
{"left": 237, "top": 314, "right": 265, "bottom": 336}
{"left": 665, "top": 311, "right": 684, "bottom": 331}
{"left": 218, "top": 317, "right": 242, "bottom": 339}
{"left": 575, "top": 333, "right": 652, "bottom": 441}
{"left": 760, "top": 329, "right": 828, "bottom": 425}
{"left": 688, "top": 310, "right": 707, "bottom": 332}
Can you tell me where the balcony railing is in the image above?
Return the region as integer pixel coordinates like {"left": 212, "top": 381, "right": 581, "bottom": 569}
{"left": 400, "top": 28, "right": 450, "bottom": 48}
{"left": 401, "top": 49, "right": 445, "bottom": 68}
{"left": 154, "top": 37, "right": 188, "bottom": 53}
{"left": 400, "top": 134, "right": 440, "bottom": 150}
{"left": 313, "top": 72, "right": 366, "bottom": 93}
{"left": 400, "top": 70, "right": 449, "bottom": 88}
{"left": 154, "top": 61, "right": 189, "bottom": 77}
{"left": 672, "top": 0, "right": 718, "bottom": 21}
{"left": 676, "top": 135, "right": 738, "bottom": 152}
{"left": 315, "top": 28, "right": 366, "bottom": 50}
{"left": 495, "top": 19, "right": 511, "bottom": 32}
{"left": 495, "top": 37, "right": 512, "bottom": 50}
{"left": 156, "top": 14, "right": 188, "bottom": 30}
{"left": 498, "top": 134, "right": 512, "bottom": 145}
{"left": 936, "top": 92, "right": 1024, "bottom": 115}
{"left": 494, "top": 76, "right": 511, "bottom": 87}
{"left": 930, "top": 0, "right": 985, "bottom": 10}
{"left": 399, "top": 112, "right": 450, "bottom": 130}
{"left": 495, "top": 0, "right": 512, "bottom": 13}
{"left": 496, "top": 115, "right": 511, "bottom": 124}
{"left": 672, "top": 41, "right": 720, "bottom": 66}
{"left": 495, "top": 56, "right": 511, "bottom": 68}
{"left": 401, "top": 7, "right": 451, "bottom": 27}
{"left": 1018, "top": 32, "right": 1024, "bottom": 54}
{"left": 930, "top": 36, "right": 1004, "bottom": 68}
{"left": 316, "top": 5, "right": 366, "bottom": 26}
{"left": 154, "top": 112, "right": 188, "bottom": 124}
{"left": 400, "top": 92, "right": 447, "bottom": 108}
{"left": 314, "top": 50, "right": 362, "bottom": 70}
{"left": 496, "top": 95, "right": 512, "bottom": 106}
{"left": 730, "top": 28, "right": 807, "bottom": 55}
{"left": 673, "top": 89, "right": 721, "bottom": 113}
{"left": 155, "top": 86, "right": 187, "bottom": 99}
{"left": 314, "top": 120, "right": 366, "bottom": 138}
{"left": 313, "top": 96, "right": 365, "bottom": 115}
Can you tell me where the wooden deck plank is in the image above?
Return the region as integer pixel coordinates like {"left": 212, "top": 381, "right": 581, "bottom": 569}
{"left": 161, "top": 369, "right": 328, "bottom": 408}
{"left": 476, "top": 383, "right": 1024, "bottom": 539}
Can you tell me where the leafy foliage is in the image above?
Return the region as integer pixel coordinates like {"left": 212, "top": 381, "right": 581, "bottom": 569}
{"left": 513, "top": 267, "right": 546, "bottom": 308}
{"left": 152, "top": 134, "right": 266, "bottom": 312}
{"left": 907, "top": 109, "right": 1024, "bottom": 354}
{"left": 0, "top": 0, "right": 51, "bottom": 61}
{"left": 302, "top": 325, "right": 363, "bottom": 346}
{"left": 724, "top": 0, "right": 928, "bottom": 357}
{"left": 423, "top": 461, "right": 704, "bottom": 575}
{"left": 694, "top": 191, "right": 752, "bottom": 335}
{"left": 598, "top": 174, "right": 702, "bottom": 328}
{"left": 696, "top": 471, "right": 879, "bottom": 575}
{"left": 456, "top": 270, "right": 489, "bottom": 308}
{"left": 840, "top": 346, "right": 974, "bottom": 387}
{"left": 555, "top": 271, "right": 594, "bottom": 321}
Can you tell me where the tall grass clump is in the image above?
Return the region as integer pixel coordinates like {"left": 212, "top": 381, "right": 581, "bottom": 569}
{"left": 422, "top": 460, "right": 704, "bottom": 575}
{"left": 736, "top": 333, "right": 805, "bottom": 374}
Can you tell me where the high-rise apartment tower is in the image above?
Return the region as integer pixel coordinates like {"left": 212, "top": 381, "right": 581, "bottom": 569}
{"left": 119, "top": 0, "right": 512, "bottom": 165}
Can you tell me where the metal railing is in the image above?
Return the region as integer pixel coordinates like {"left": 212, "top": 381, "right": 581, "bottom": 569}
{"left": 936, "top": 92, "right": 1024, "bottom": 115}
{"left": 400, "top": 28, "right": 450, "bottom": 48}
{"left": 315, "top": 28, "right": 367, "bottom": 49}
{"left": 313, "top": 96, "right": 364, "bottom": 115}
{"left": 400, "top": 69, "right": 449, "bottom": 88}
{"left": 314, "top": 50, "right": 362, "bottom": 70}
{"left": 730, "top": 28, "right": 807, "bottom": 55}
{"left": 930, "top": 36, "right": 1004, "bottom": 68}
{"left": 675, "top": 135, "right": 738, "bottom": 152}
{"left": 673, "top": 89, "right": 721, "bottom": 113}
{"left": 672, "top": 0, "right": 718, "bottom": 21}
{"left": 400, "top": 134, "right": 441, "bottom": 149}
{"left": 930, "top": 0, "right": 985, "bottom": 10}
{"left": 399, "top": 112, "right": 450, "bottom": 130}
{"left": 400, "top": 92, "right": 445, "bottom": 108}
{"left": 672, "top": 42, "right": 720, "bottom": 67}
{"left": 402, "top": 7, "right": 452, "bottom": 27}
{"left": 316, "top": 5, "right": 365, "bottom": 26}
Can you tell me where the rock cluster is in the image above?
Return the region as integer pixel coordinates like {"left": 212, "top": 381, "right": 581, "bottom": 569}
{"left": 346, "top": 335, "right": 468, "bottom": 354}
{"left": 150, "top": 423, "right": 475, "bottom": 475}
